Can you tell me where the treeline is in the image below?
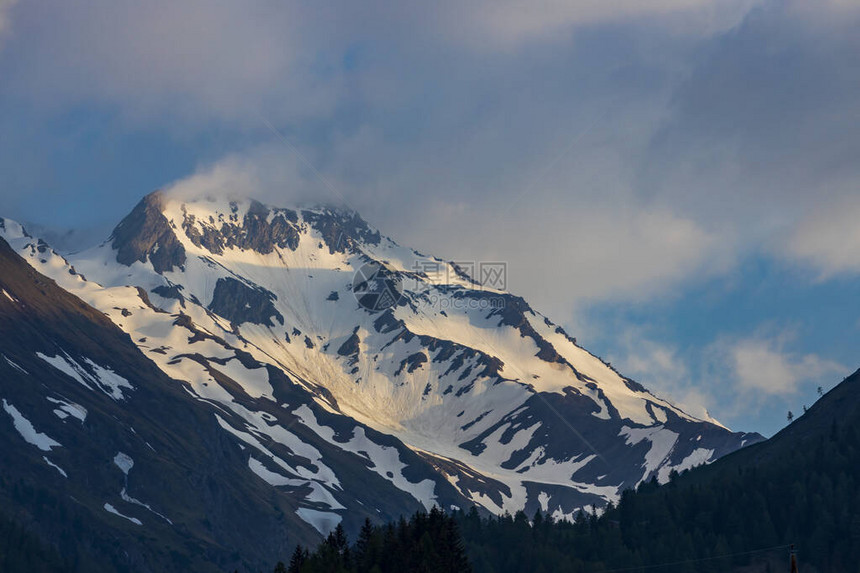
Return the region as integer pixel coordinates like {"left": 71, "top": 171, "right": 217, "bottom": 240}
{"left": 275, "top": 506, "right": 471, "bottom": 573}
{"left": 467, "top": 412, "right": 860, "bottom": 572}
{"left": 276, "top": 413, "right": 860, "bottom": 573}
{"left": 593, "top": 415, "right": 860, "bottom": 573}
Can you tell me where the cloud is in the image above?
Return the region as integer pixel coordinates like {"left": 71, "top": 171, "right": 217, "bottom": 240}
{"left": 596, "top": 324, "right": 847, "bottom": 434}
{"left": 453, "top": 204, "right": 720, "bottom": 312}
{"left": 1, "top": 0, "right": 859, "bottom": 316}
{"left": 0, "top": 1, "right": 336, "bottom": 122}
{"left": 782, "top": 196, "right": 860, "bottom": 278}
{"left": 0, "top": 0, "right": 16, "bottom": 40}
{"left": 0, "top": 0, "right": 760, "bottom": 125}
{"left": 607, "top": 328, "right": 716, "bottom": 421}
{"left": 163, "top": 146, "right": 334, "bottom": 206}
{"left": 434, "top": 0, "right": 758, "bottom": 49}
{"left": 160, "top": 140, "right": 723, "bottom": 316}
{"left": 729, "top": 335, "right": 844, "bottom": 397}
{"left": 639, "top": 0, "right": 860, "bottom": 234}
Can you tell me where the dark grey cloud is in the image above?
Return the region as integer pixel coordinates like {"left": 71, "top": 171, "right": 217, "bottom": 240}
{"left": 640, "top": 0, "right": 860, "bottom": 235}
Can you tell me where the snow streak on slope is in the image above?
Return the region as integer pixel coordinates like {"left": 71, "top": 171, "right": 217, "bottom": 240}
{"left": 37, "top": 352, "right": 133, "bottom": 400}
{"left": 2, "top": 398, "right": 62, "bottom": 451}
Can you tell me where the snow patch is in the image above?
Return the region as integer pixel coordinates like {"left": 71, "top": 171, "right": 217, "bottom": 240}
{"left": 0, "top": 218, "right": 27, "bottom": 239}
{"left": 114, "top": 452, "right": 134, "bottom": 475}
{"left": 2, "top": 399, "right": 61, "bottom": 451}
{"left": 304, "top": 481, "right": 346, "bottom": 510}
{"left": 538, "top": 491, "right": 550, "bottom": 512}
{"left": 296, "top": 508, "right": 341, "bottom": 536}
{"left": 662, "top": 447, "right": 714, "bottom": 481}
{"left": 211, "top": 358, "right": 273, "bottom": 399}
{"left": 84, "top": 359, "right": 133, "bottom": 400}
{"left": 43, "top": 456, "right": 68, "bottom": 478}
{"left": 103, "top": 503, "right": 142, "bottom": 526}
{"left": 112, "top": 452, "right": 172, "bottom": 524}
{"left": 294, "top": 404, "right": 437, "bottom": 510}
{"left": 36, "top": 352, "right": 92, "bottom": 389}
{"left": 650, "top": 406, "right": 668, "bottom": 424}
{"left": 47, "top": 397, "right": 87, "bottom": 422}
{"left": 36, "top": 352, "right": 133, "bottom": 400}
{"left": 120, "top": 488, "right": 172, "bottom": 525}
{"left": 248, "top": 456, "right": 296, "bottom": 487}
{"left": 620, "top": 425, "right": 679, "bottom": 483}
{"left": 216, "top": 414, "right": 339, "bottom": 488}
{"left": 248, "top": 455, "right": 344, "bottom": 510}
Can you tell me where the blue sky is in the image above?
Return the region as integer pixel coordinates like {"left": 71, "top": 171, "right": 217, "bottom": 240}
{"left": 0, "top": 0, "right": 858, "bottom": 436}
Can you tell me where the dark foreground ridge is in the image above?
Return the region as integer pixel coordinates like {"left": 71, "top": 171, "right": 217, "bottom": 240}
{"left": 0, "top": 236, "right": 324, "bottom": 571}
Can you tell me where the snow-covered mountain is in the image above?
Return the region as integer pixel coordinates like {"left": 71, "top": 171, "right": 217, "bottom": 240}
{"left": 0, "top": 191, "right": 761, "bottom": 542}
{"left": 0, "top": 219, "right": 470, "bottom": 572}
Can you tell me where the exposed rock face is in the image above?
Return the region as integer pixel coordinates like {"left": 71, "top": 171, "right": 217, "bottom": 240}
{"left": 396, "top": 352, "right": 429, "bottom": 376}
{"left": 337, "top": 327, "right": 361, "bottom": 364}
{"left": 111, "top": 191, "right": 187, "bottom": 274}
{"left": 208, "top": 277, "right": 284, "bottom": 327}
{"left": 302, "top": 208, "right": 381, "bottom": 254}
{"left": 151, "top": 284, "right": 186, "bottom": 307}
{"left": 182, "top": 200, "right": 301, "bottom": 255}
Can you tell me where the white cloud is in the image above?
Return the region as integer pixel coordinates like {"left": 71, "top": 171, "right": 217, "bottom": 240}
{"left": 608, "top": 329, "right": 716, "bottom": 421}
{"left": 598, "top": 324, "right": 848, "bottom": 433}
{"left": 783, "top": 196, "right": 860, "bottom": 278}
{"left": 623, "top": 338, "right": 688, "bottom": 386}
{"left": 469, "top": 205, "right": 720, "bottom": 311}
{"left": 160, "top": 139, "right": 723, "bottom": 314}
{"left": 163, "top": 146, "right": 332, "bottom": 206}
{"left": 729, "top": 336, "right": 845, "bottom": 397}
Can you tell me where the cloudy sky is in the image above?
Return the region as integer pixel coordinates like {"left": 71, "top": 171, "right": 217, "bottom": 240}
{"left": 1, "top": 0, "right": 858, "bottom": 436}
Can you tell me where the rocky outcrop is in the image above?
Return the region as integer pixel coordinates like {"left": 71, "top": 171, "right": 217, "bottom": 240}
{"left": 302, "top": 208, "right": 381, "bottom": 254}
{"left": 207, "top": 277, "right": 284, "bottom": 327}
{"left": 337, "top": 327, "right": 361, "bottom": 366}
{"left": 111, "top": 191, "right": 186, "bottom": 274}
{"left": 182, "top": 200, "right": 301, "bottom": 255}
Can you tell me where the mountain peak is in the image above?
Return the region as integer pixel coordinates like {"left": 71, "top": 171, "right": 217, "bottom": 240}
{"left": 111, "top": 190, "right": 187, "bottom": 274}
{"left": 111, "top": 192, "right": 384, "bottom": 267}
{"left": 2, "top": 189, "right": 762, "bottom": 528}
